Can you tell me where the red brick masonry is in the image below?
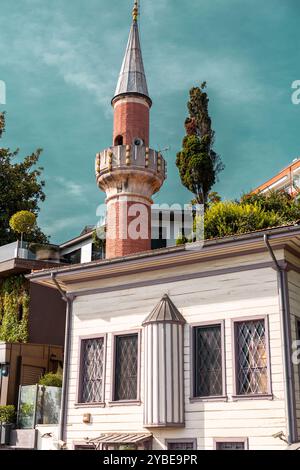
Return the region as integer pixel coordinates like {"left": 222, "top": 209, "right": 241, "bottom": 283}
{"left": 106, "top": 199, "right": 151, "bottom": 258}
{"left": 113, "top": 100, "right": 150, "bottom": 147}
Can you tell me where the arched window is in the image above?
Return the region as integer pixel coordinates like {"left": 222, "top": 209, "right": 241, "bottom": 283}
{"left": 114, "top": 135, "right": 123, "bottom": 146}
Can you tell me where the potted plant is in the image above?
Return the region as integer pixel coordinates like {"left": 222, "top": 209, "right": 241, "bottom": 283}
{"left": 39, "top": 372, "right": 62, "bottom": 388}
{"left": 29, "top": 243, "right": 60, "bottom": 262}
{"left": 0, "top": 405, "right": 15, "bottom": 445}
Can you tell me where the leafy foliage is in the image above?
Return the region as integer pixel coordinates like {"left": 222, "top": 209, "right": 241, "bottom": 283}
{"left": 92, "top": 228, "right": 106, "bottom": 251}
{"left": 204, "top": 201, "right": 284, "bottom": 239}
{"left": 0, "top": 112, "right": 48, "bottom": 246}
{"left": 0, "top": 275, "right": 29, "bottom": 343}
{"left": 207, "top": 191, "right": 222, "bottom": 205}
{"left": 176, "top": 191, "right": 300, "bottom": 243}
{"left": 176, "top": 83, "right": 224, "bottom": 204}
{"left": 176, "top": 235, "right": 189, "bottom": 246}
{"left": 0, "top": 405, "right": 15, "bottom": 424}
{"left": 9, "top": 211, "right": 36, "bottom": 238}
{"left": 39, "top": 372, "right": 62, "bottom": 388}
{"left": 241, "top": 190, "right": 300, "bottom": 221}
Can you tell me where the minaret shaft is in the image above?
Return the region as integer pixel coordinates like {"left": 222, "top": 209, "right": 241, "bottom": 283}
{"left": 113, "top": 96, "right": 150, "bottom": 147}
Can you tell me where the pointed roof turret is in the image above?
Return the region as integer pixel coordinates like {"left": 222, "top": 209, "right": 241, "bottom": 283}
{"left": 142, "top": 294, "right": 186, "bottom": 326}
{"left": 113, "top": 1, "right": 151, "bottom": 105}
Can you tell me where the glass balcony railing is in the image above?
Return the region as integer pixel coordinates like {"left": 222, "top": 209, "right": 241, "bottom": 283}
{"left": 17, "top": 385, "right": 62, "bottom": 429}
{"left": 0, "top": 241, "right": 34, "bottom": 263}
{"left": 0, "top": 241, "right": 60, "bottom": 264}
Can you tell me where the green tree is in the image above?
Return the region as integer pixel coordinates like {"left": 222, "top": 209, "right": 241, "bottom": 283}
{"left": 0, "top": 113, "right": 48, "bottom": 246}
{"left": 208, "top": 191, "right": 222, "bottom": 205}
{"left": 9, "top": 211, "right": 36, "bottom": 245}
{"left": 176, "top": 83, "right": 224, "bottom": 205}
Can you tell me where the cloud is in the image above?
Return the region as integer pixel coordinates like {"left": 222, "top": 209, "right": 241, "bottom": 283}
{"left": 37, "top": 34, "right": 116, "bottom": 107}
{"left": 142, "top": 0, "right": 170, "bottom": 24}
{"left": 149, "top": 43, "right": 265, "bottom": 105}
{"left": 42, "top": 216, "right": 83, "bottom": 237}
{"left": 0, "top": 7, "right": 119, "bottom": 108}
{"left": 54, "top": 176, "right": 86, "bottom": 197}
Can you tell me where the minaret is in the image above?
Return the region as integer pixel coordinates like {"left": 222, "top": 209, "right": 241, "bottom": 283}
{"left": 96, "top": 1, "right": 166, "bottom": 259}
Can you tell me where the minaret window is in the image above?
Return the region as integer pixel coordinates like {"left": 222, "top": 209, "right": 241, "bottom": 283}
{"left": 133, "top": 137, "right": 144, "bottom": 147}
{"left": 114, "top": 135, "right": 123, "bottom": 146}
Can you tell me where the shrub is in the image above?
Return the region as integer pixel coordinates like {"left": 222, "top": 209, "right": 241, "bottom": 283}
{"left": 39, "top": 372, "right": 62, "bottom": 388}
{"left": 176, "top": 235, "right": 189, "bottom": 246}
{"left": 0, "top": 405, "right": 15, "bottom": 424}
{"left": 241, "top": 190, "right": 300, "bottom": 222}
{"left": 204, "top": 201, "right": 284, "bottom": 239}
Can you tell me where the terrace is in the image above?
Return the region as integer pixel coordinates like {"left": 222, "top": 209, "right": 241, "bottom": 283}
{"left": 0, "top": 241, "right": 61, "bottom": 278}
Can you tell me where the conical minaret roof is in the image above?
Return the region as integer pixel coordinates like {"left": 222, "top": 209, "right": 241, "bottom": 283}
{"left": 113, "top": 1, "right": 150, "bottom": 104}
{"left": 142, "top": 294, "right": 186, "bottom": 326}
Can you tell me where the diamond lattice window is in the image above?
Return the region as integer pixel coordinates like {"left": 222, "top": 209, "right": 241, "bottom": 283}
{"left": 194, "top": 325, "right": 223, "bottom": 397}
{"left": 168, "top": 442, "right": 195, "bottom": 450}
{"left": 235, "top": 319, "right": 268, "bottom": 395}
{"left": 216, "top": 442, "right": 245, "bottom": 450}
{"left": 114, "top": 334, "right": 138, "bottom": 401}
{"left": 81, "top": 338, "right": 104, "bottom": 403}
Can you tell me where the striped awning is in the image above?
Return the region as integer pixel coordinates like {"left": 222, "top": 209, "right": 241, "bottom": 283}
{"left": 287, "top": 442, "right": 300, "bottom": 450}
{"left": 88, "top": 433, "right": 152, "bottom": 445}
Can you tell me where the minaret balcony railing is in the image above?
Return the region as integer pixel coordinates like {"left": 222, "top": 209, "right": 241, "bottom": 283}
{"left": 95, "top": 145, "right": 166, "bottom": 179}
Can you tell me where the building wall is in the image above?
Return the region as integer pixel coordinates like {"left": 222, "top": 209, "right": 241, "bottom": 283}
{"left": 0, "top": 343, "right": 63, "bottom": 407}
{"left": 29, "top": 283, "right": 66, "bottom": 347}
{"left": 64, "top": 252, "right": 288, "bottom": 450}
{"left": 253, "top": 158, "right": 300, "bottom": 196}
{"left": 80, "top": 242, "right": 92, "bottom": 264}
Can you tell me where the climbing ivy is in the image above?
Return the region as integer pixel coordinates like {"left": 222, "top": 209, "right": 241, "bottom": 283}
{"left": 0, "top": 275, "right": 29, "bottom": 343}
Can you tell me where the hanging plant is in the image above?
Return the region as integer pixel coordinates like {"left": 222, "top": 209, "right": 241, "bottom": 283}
{"left": 0, "top": 275, "right": 29, "bottom": 343}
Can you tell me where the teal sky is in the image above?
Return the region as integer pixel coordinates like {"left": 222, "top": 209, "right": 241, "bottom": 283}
{"left": 1, "top": 0, "right": 299, "bottom": 244}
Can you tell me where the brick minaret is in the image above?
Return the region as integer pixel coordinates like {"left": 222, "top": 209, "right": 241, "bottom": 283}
{"left": 96, "top": 1, "right": 166, "bottom": 259}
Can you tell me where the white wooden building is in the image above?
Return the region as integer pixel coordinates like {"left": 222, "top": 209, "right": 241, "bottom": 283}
{"left": 28, "top": 225, "right": 300, "bottom": 450}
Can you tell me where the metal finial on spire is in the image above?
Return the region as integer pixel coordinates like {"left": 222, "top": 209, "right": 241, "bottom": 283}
{"left": 132, "top": 1, "right": 139, "bottom": 22}
{"left": 113, "top": 0, "right": 150, "bottom": 103}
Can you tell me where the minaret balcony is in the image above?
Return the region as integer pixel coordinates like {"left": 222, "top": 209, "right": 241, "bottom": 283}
{"left": 95, "top": 145, "right": 167, "bottom": 181}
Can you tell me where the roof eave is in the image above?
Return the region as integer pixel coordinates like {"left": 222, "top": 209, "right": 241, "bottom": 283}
{"left": 26, "top": 224, "right": 300, "bottom": 287}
